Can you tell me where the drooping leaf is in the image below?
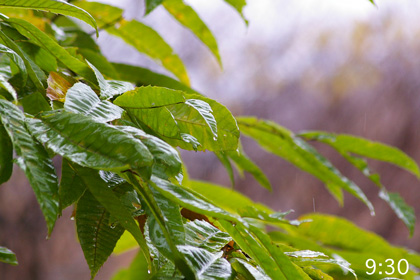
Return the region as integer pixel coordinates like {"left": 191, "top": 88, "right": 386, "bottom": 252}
{"left": 151, "top": 176, "right": 241, "bottom": 223}
{"left": 177, "top": 245, "right": 234, "bottom": 280}
{"left": 112, "top": 63, "right": 196, "bottom": 93}
{"left": 145, "top": 0, "right": 164, "bottom": 14}
{"left": 64, "top": 82, "right": 123, "bottom": 123}
{"left": 185, "top": 220, "right": 232, "bottom": 252}
{"left": 223, "top": 0, "right": 247, "bottom": 24}
{"left": 0, "top": 246, "right": 17, "bottom": 265}
{"left": 59, "top": 159, "right": 87, "bottom": 210}
{"left": 379, "top": 189, "right": 415, "bottom": 236}
{"left": 86, "top": 61, "right": 134, "bottom": 100}
{"left": 238, "top": 117, "right": 373, "bottom": 214}
{"left": 26, "top": 110, "right": 153, "bottom": 177}
{"left": 184, "top": 180, "right": 273, "bottom": 214}
{"left": 7, "top": 18, "right": 96, "bottom": 82}
{"left": 0, "top": 122, "right": 12, "bottom": 185}
{"left": 0, "top": 99, "right": 59, "bottom": 235}
{"left": 0, "top": 29, "right": 45, "bottom": 91}
{"left": 219, "top": 221, "right": 303, "bottom": 280}
{"left": 163, "top": 0, "right": 222, "bottom": 65}
{"left": 73, "top": 0, "right": 123, "bottom": 28}
{"left": 0, "top": 43, "right": 26, "bottom": 84}
{"left": 215, "top": 151, "right": 235, "bottom": 186}
{"left": 76, "top": 190, "right": 125, "bottom": 278}
{"left": 0, "top": 0, "right": 97, "bottom": 35}
{"left": 299, "top": 131, "right": 420, "bottom": 179}
{"left": 107, "top": 20, "right": 189, "bottom": 85}
{"left": 226, "top": 146, "right": 271, "bottom": 190}
{"left": 73, "top": 165, "right": 152, "bottom": 271}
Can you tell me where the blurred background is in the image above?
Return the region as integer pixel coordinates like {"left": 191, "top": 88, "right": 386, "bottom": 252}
{"left": 1, "top": 0, "right": 420, "bottom": 278}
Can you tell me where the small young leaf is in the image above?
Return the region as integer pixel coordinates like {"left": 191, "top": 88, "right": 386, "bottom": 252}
{"left": 0, "top": 246, "right": 17, "bottom": 265}
{"left": 64, "top": 82, "right": 123, "bottom": 123}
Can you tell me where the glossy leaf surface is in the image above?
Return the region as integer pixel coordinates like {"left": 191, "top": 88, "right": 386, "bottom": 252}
{"left": 76, "top": 190, "right": 125, "bottom": 278}
{"left": 0, "top": 43, "right": 26, "bottom": 84}
{"left": 27, "top": 110, "right": 153, "bottom": 176}
{"left": 185, "top": 220, "right": 232, "bottom": 252}
{"left": 0, "top": 99, "right": 59, "bottom": 235}
{"left": 64, "top": 82, "right": 123, "bottom": 123}
{"left": 0, "top": 246, "right": 17, "bottom": 265}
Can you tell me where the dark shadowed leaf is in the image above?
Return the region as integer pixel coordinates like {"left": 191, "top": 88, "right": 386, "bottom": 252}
{"left": 21, "top": 91, "right": 51, "bottom": 115}
{"left": 145, "top": 0, "right": 164, "bottom": 14}
{"left": 59, "top": 159, "right": 87, "bottom": 210}
{"left": 0, "top": 99, "right": 59, "bottom": 235}
{"left": 0, "top": 122, "right": 12, "bottom": 185}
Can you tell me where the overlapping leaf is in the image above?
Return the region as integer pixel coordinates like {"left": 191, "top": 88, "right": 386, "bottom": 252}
{"left": 185, "top": 220, "right": 232, "bottom": 252}
{"left": 59, "top": 159, "right": 87, "bottom": 210}
{"left": 0, "top": 0, "right": 97, "bottom": 34}
{"left": 76, "top": 190, "right": 125, "bottom": 278}
{"left": 64, "top": 82, "right": 123, "bottom": 123}
{"left": 26, "top": 110, "right": 153, "bottom": 177}
{"left": 0, "top": 99, "right": 59, "bottom": 235}
{"left": 0, "top": 43, "right": 26, "bottom": 84}
{"left": 163, "top": 0, "right": 222, "bottom": 65}
{"left": 21, "top": 91, "right": 51, "bottom": 115}
{"left": 238, "top": 117, "right": 374, "bottom": 214}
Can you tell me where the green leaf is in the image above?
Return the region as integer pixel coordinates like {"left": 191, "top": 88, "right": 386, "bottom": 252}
{"left": 0, "top": 29, "right": 45, "bottom": 91}
{"left": 239, "top": 206, "right": 306, "bottom": 227}
{"left": 0, "top": 74, "right": 16, "bottom": 101}
{"left": 177, "top": 245, "right": 234, "bottom": 280}
{"left": 219, "top": 221, "right": 302, "bottom": 280}
{"left": 76, "top": 190, "right": 125, "bottom": 278}
{"left": 115, "top": 86, "right": 239, "bottom": 152}
{"left": 163, "top": 0, "right": 222, "bottom": 65}
{"left": 113, "top": 230, "right": 137, "bottom": 255}
{"left": 0, "top": 99, "right": 59, "bottom": 235}
{"left": 74, "top": 166, "right": 152, "bottom": 272}
{"left": 145, "top": 0, "right": 164, "bottom": 14}
{"left": 112, "top": 63, "right": 196, "bottom": 94}
{"left": 299, "top": 131, "right": 420, "bottom": 179}
{"left": 0, "top": 43, "right": 26, "bottom": 84}
{"left": 21, "top": 91, "right": 51, "bottom": 115}
{"left": 0, "top": 0, "right": 98, "bottom": 35}
{"left": 223, "top": 0, "right": 247, "bottom": 24}
{"left": 184, "top": 180, "right": 273, "bottom": 214}
{"left": 215, "top": 151, "right": 235, "bottom": 186}
{"left": 379, "top": 189, "right": 415, "bottom": 236}
{"left": 7, "top": 18, "right": 96, "bottom": 82}
{"left": 0, "top": 122, "right": 12, "bottom": 185}
{"left": 59, "top": 159, "right": 87, "bottom": 210}
{"left": 86, "top": 61, "right": 134, "bottom": 100}
{"left": 230, "top": 258, "right": 270, "bottom": 280}
{"left": 238, "top": 117, "right": 374, "bottom": 214}
{"left": 226, "top": 146, "right": 271, "bottom": 190}
{"left": 64, "top": 82, "right": 123, "bottom": 123}
{"left": 111, "top": 251, "right": 150, "bottom": 280}
{"left": 116, "top": 126, "right": 182, "bottom": 179}
{"left": 26, "top": 110, "right": 154, "bottom": 177}
{"left": 18, "top": 42, "right": 57, "bottom": 74}
{"left": 151, "top": 176, "right": 241, "bottom": 223}
{"left": 107, "top": 20, "right": 189, "bottom": 85}
{"left": 72, "top": 1, "right": 122, "bottom": 29}
{"left": 78, "top": 49, "right": 119, "bottom": 79}
{"left": 0, "top": 246, "right": 17, "bottom": 265}
{"left": 185, "top": 220, "right": 232, "bottom": 252}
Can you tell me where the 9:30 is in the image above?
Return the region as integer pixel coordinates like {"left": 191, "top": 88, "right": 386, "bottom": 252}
{"left": 366, "top": 259, "right": 409, "bottom": 275}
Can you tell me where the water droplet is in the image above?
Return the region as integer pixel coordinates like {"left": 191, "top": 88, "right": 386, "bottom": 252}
{"left": 213, "top": 136, "right": 217, "bottom": 141}
{"left": 110, "top": 224, "right": 116, "bottom": 229}
{"left": 70, "top": 217, "right": 75, "bottom": 221}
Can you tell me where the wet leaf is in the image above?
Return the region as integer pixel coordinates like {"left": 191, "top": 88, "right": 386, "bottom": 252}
{"left": 46, "top": 72, "right": 73, "bottom": 101}
{"left": 0, "top": 246, "right": 17, "bottom": 265}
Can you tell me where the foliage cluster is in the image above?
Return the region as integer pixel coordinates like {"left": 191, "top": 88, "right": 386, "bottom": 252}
{"left": 0, "top": 0, "right": 419, "bottom": 279}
